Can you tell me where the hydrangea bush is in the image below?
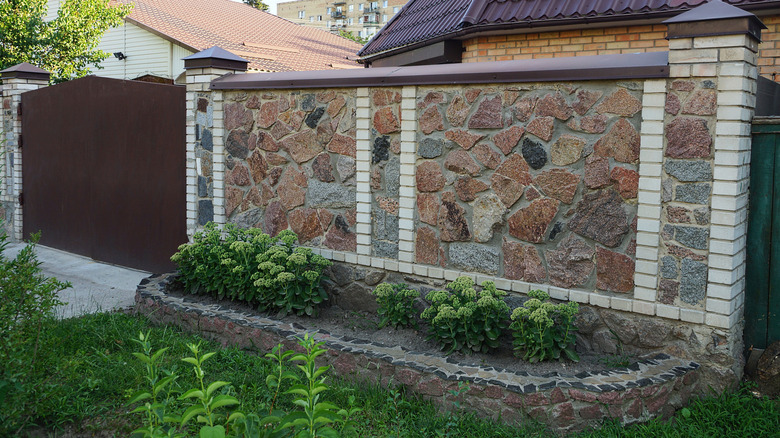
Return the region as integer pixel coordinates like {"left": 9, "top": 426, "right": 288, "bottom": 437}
{"left": 171, "top": 223, "right": 331, "bottom": 317}
{"left": 509, "top": 289, "right": 579, "bottom": 363}
{"left": 421, "top": 277, "right": 510, "bottom": 354}
{"left": 372, "top": 283, "right": 420, "bottom": 329}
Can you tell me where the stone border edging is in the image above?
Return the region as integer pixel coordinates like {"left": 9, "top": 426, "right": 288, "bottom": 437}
{"left": 136, "top": 273, "right": 701, "bottom": 432}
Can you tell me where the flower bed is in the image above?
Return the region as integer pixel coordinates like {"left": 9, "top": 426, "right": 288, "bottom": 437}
{"left": 136, "top": 273, "right": 701, "bottom": 434}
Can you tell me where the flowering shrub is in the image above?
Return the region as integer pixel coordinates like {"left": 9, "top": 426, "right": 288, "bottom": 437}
{"left": 171, "top": 223, "right": 331, "bottom": 316}
{"left": 372, "top": 283, "right": 420, "bottom": 329}
{"left": 421, "top": 277, "right": 509, "bottom": 354}
{"left": 509, "top": 289, "right": 579, "bottom": 363}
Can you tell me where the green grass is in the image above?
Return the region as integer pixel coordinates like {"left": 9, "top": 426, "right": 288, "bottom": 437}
{"left": 2, "top": 312, "right": 778, "bottom": 437}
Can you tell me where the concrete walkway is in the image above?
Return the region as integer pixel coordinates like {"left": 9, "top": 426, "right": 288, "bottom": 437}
{"left": 4, "top": 243, "right": 150, "bottom": 319}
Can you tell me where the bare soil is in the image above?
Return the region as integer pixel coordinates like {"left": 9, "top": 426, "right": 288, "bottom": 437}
{"left": 164, "top": 280, "right": 617, "bottom": 377}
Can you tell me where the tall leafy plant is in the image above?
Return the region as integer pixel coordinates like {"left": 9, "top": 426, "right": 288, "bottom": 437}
{"left": 509, "top": 289, "right": 579, "bottom": 363}
{"left": 421, "top": 277, "right": 509, "bottom": 354}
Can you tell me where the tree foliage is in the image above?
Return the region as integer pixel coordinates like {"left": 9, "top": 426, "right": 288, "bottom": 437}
{"left": 0, "top": 0, "right": 131, "bottom": 82}
{"left": 243, "top": 0, "right": 269, "bottom": 11}
{"left": 338, "top": 29, "right": 369, "bottom": 45}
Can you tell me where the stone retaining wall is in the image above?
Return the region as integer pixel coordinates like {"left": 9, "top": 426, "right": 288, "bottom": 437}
{"left": 136, "top": 273, "right": 700, "bottom": 434}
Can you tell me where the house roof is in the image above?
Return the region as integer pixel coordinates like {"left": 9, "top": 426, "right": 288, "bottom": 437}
{"left": 116, "top": 0, "right": 362, "bottom": 72}
{"left": 358, "top": 0, "right": 780, "bottom": 61}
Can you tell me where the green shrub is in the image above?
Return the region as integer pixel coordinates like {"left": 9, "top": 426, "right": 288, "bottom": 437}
{"left": 171, "top": 224, "right": 331, "bottom": 317}
{"left": 509, "top": 289, "right": 579, "bottom": 363}
{"left": 421, "top": 277, "right": 509, "bottom": 354}
{"left": 372, "top": 283, "right": 420, "bottom": 329}
{"left": 0, "top": 231, "right": 71, "bottom": 435}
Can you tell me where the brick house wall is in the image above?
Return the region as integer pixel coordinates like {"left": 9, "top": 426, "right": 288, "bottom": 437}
{"left": 462, "top": 16, "right": 780, "bottom": 81}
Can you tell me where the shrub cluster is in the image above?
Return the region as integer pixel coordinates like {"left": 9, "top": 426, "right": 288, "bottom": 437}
{"left": 371, "top": 283, "right": 419, "bottom": 329}
{"left": 421, "top": 277, "right": 510, "bottom": 355}
{"left": 373, "top": 278, "right": 581, "bottom": 362}
{"left": 171, "top": 223, "right": 331, "bottom": 317}
{"left": 510, "top": 289, "right": 579, "bottom": 363}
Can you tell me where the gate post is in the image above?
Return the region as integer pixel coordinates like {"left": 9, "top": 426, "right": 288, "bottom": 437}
{"left": 183, "top": 47, "right": 248, "bottom": 239}
{"left": 0, "top": 63, "right": 50, "bottom": 241}
{"left": 663, "top": 1, "right": 764, "bottom": 378}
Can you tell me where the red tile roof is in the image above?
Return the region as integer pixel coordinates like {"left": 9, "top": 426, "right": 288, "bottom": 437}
{"left": 118, "top": 0, "right": 362, "bottom": 72}
{"left": 359, "top": 0, "right": 780, "bottom": 59}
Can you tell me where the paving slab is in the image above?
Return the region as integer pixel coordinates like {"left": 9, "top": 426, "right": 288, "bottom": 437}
{"left": 3, "top": 243, "right": 149, "bottom": 319}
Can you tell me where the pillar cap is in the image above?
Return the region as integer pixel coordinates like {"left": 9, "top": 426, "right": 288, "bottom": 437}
{"left": 183, "top": 46, "right": 249, "bottom": 72}
{"left": 664, "top": 0, "right": 766, "bottom": 41}
{"left": 0, "top": 62, "right": 50, "bottom": 81}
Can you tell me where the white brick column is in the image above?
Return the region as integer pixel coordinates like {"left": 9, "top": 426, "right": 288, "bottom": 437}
{"left": 0, "top": 63, "right": 50, "bottom": 241}
{"left": 633, "top": 79, "right": 667, "bottom": 317}
{"left": 398, "top": 85, "right": 417, "bottom": 268}
{"left": 664, "top": 3, "right": 763, "bottom": 330}
{"left": 182, "top": 48, "right": 248, "bottom": 238}
{"left": 355, "top": 87, "right": 372, "bottom": 261}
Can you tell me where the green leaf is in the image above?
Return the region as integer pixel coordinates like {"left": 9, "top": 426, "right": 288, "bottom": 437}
{"left": 199, "top": 425, "right": 226, "bottom": 438}
{"left": 179, "top": 388, "right": 205, "bottom": 400}
{"left": 127, "top": 391, "right": 152, "bottom": 405}
{"left": 210, "top": 394, "right": 240, "bottom": 410}
{"left": 181, "top": 405, "right": 206, "bottom": 425}
{"left": 205, "top": 381, "right": 230, "bottom": 398}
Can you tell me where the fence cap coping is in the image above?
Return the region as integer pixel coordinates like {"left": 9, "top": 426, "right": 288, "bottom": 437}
{"left": 663, "top": 0, "right": 766, "bottom": 40}
{"left": 0, "top": 62, "right": 50, "bottom": 81}
{"left": 211, "top": 51, "right": 669, "bottom": 90}
{"left": 183, "top": 46, "right": 249, "bottom": 72}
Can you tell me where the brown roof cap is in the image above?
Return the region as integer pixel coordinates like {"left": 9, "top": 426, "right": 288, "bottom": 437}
{"left": 212, "top": 51, "right": 669, "bottom": 89}
{"left": 359, "top": 0, "right": 780, "bottom": 60}
{"left": 118, "top": 0, "right": 362, "bottom": 72}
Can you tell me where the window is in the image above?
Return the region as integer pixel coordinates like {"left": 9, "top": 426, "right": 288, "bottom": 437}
{"left": 383, "top": 14, "right": 387, "bottom": 22}
{"left": 310, "top": 16, "right": 314, "bottom": 22}
{"left": 393, "top": 6, "right": 399, "bottom": 13}
{"left": 318, "top": 15, "right": 322, "bottom": 20}
{"left": 383, "top": 0, "right": 388, "bottom": 7}
{"left": 348, "top": 17, "right": 353, "bottom": 24}
{"left": 359, "top": 3, "right": 363, "bottom": 11}
{"left": 327, "top": 7, "right": 331, "bottom": 13}
{"left": 349, "top": 4, "right": 353, "bottom": 12}
{"left": 298, "top": 10, "right": 305, "bottom": 19}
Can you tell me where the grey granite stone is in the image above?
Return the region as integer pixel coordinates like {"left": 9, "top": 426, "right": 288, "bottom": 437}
{"left": 198, "top": 200, "right": 213, "bottom": 225}
{"left": 662, "top": 179, "right": 673, "bottom": 203}
{"left": 675, "top": 183, "right": 710, "bottom": 204}
{"left": 308, "top": 179, "right": 356, "bottom": 208}
{"left": 198, "top": 176, "right": 209, "bottom": 197}
{"left": 373, "top": 208, "right": 399, "bottom": 241}
{"left": 229, "top": 207, "right": 263, "bottom": 229}
{"left": 675, "top": 226, "right": 709, "bottom": 250}
{"left": 419, "top": 138, "right": 444, "bottom": 158}
{"left": 385, "top": 157, "right": 400, "bottom": 198}
{"left": 664, "top": 160, "right": 712, "bottom": 182}
{"left": 661, "top": 256, "right": 678, "bottom": 279}
{"left": 680, "top": 258, "right": 707, "bottom": 305}
{"left": 373, "top": 240, "right": 399, "bottom": 259}
{"left": 448, "top": 242, "right": 500, "bottom": 274}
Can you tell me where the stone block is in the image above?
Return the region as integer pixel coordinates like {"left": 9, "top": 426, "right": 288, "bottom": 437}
{"left": 664, "top": 160, "right": 712, "bottom": 182}
{"left": 449, "top": 242, "right": 500, "bottom": 274}
{"left": 675, "top": 183, "right": 711, "bottom": 204}
{"left": 680, "top": 258, "right": 707, "bottom": 305}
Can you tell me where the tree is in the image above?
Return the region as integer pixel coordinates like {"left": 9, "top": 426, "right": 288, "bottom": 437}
{"left": 243, "top": 0, "right": 268, "bottom": 11}
{"left": 338, "top": 29, "right": 369, "bottom": 45}
{"left": 0, "top": 0, "right": 131, "bottom": 82}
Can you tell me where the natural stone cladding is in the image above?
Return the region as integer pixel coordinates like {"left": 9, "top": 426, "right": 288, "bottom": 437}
{"left": 413, "top": 83, "right": 641, "bottom": 297}
{"left": 222, "top": 89, "right": 358, "bottom": 252}
{"left": 660, "top": 79, "right": 716, "bottom": 309}
{"left": 371, "top": 88, "right": 402, "bottom": 259}
{"left": 137, "top": 273, "right": 701, "bottom": 433}
{"left": 194, "top": 93, "right": 215, "bottom": 226}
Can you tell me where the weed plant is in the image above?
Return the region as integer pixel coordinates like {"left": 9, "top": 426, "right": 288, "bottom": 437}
{"left": 421, "top": 277, "right": 510, "bottom": 354}
{"left": 371, "top": 283, "right": 419, "bottom": 329}
{"left": 171, "top": 224, "right": 331, "bottom": 316}
{"left": 5, "top": 312, "right": 779, "bottom": 438}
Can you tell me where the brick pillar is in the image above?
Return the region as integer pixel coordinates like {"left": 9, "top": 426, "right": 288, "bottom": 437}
{"left": 182, "top": 47, "right": 248, "bottom": 238}
{"left": 663, "top": 0, "right": 764, "bottom": 376}
{"left": 0, "top": 63, "right": 50, "bottom": 241}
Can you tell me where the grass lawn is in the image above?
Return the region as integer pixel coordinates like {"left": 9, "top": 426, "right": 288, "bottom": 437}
{"left": 1, "top": 312, "right": 778, "bottom": 437}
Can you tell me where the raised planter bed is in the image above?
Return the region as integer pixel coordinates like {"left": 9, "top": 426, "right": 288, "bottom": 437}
{"left": 136, "top": 273, "right": 700, "bottom": 433}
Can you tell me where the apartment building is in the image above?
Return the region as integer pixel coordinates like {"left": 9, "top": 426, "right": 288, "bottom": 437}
{"left": 277, "top": 0, "right": 408, "bottom": 39}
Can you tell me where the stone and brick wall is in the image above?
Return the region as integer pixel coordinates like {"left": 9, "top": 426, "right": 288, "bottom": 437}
{"left": 173, "top": 1, "right": 761, "bottom": 400}
{"left": 461, "top": 16, "right": 780, "bottom": 81}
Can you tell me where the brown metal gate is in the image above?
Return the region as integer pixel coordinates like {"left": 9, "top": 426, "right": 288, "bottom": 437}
{"left": 21, "top": 75, "right": 186, "bottom": 273}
